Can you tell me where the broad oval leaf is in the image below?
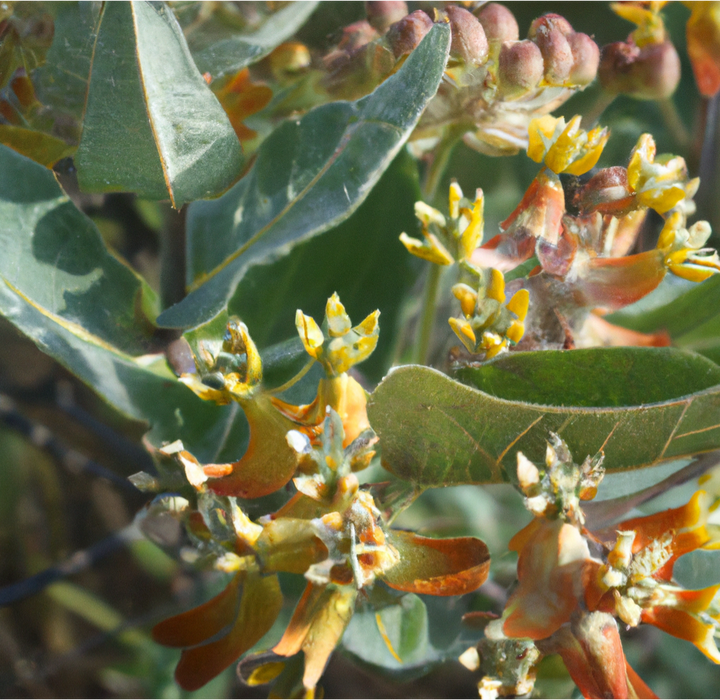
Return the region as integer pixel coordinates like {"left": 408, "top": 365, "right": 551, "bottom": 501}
{"left": 187, "top": 1, "right": 319, "bottom": 79}
{"left": 367, "top": 350, "right": 720, "bottom": 488}
{"left": 76, "top": 1, "right": 243, "bottom": 207}
{"left": 157, "top": 23, "right": 451, "bottom": 329}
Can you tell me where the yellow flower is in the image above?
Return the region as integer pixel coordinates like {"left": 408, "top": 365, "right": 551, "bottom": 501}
{"left": 611, "top": 1, "right": 668, "bottom": 48}
{"left": 449, "top": 267, "right": 530, "bottom": 358}
{"left": 627, "top": 133, "right": 691, "bottom": 214}
{"left": 657, "top": 211, "right": 720, "bottom": 282}
{"left": 296, "top": 293, "right": 379, "bottom": 377}
{"left": 527, "top": 115, "right": 609, "bottom": 176}
{"left": 399, "top": 183, "right": 485, "bottom": 265}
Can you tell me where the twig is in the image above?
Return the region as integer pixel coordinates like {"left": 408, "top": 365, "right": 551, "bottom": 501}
{"left": 0, "top": 524, "right": 140, "bottom": 607}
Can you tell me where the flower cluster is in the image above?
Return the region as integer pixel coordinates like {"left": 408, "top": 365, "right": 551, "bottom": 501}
{"left": 460, "top": 436, "right": 720, "bottom": 699}
{"left": 137, "top": 295, "right": 491, "bottom": 695}
{"left": 470, "top": 114, "right": 719, "bottom": 350}
{"left": 317, "top": 3, "right": 600, "bottom": 157}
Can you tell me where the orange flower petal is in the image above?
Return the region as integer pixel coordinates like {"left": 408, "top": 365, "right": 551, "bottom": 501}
{"left": 274, "top": 583, "right": 327, "bottom": 658}
{"left": 152, "top": 573, "right": 242, "bottom": 648}
{"left": 206, "top": 395, "right": 300, "bottom": 498}
{"left": 383, "top": 531, "right": 490, "bottom": 596}
{"left": 641, "top": 606, "right": 720, "bottom": 664}
{"left": 504, "top": 521, "right": 590, "bottom": 640}
{"left": 174, "top": 573, "right": 283, "bottom": 691}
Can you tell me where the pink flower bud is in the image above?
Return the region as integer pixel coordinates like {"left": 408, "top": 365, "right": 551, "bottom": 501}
{"left": 476, "top": 3, "right": 518, "bottom": 45}
{"left": 535, "top": 26, "right": 574, "bottom": 84}
{"left": 365, "top": 1, "right": 408, "bottom": 32}
{"left": 446, "top": 5, "right": 488, "bottom": 66}
{"left": 498, "top": 40, "right": 544, "bottom": 97}
{"left": 528, "top": 13, "right": 573, "bottom": 39}
{"left": 568, "top": 32, "right": 600, "bottom": 86}
{"left": 336, "top": 20, "right": 378, "bottom": 53}
{"left": 599, "top": 40, "right": 681, "bottom": 100}
{"left": 386, "top": 9, "right": 433, "bottom": 59}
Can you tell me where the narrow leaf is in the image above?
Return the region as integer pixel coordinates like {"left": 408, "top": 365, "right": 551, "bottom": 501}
{"left": 76, "top": 1, "right": 243, "bottom": 206}
{"left": 158, "top": 23, "right": 451, "bottom": 328}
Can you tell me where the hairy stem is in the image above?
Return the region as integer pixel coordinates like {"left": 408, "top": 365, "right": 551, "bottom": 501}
{"left": 413, "top": 262, "right": 442, "bottom": 365}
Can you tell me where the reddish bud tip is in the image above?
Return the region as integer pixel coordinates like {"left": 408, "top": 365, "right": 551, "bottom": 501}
{"left": 498, "top": 40, "right": 544, "bottom": 97}
{"left": 568, "top": 32, "right": 600, "bottom": 86}
{"left": 446, "top": 5, "right": 488, "bottom": 65}
{"left": 476, "top": 3, "right": 519, "bottom": 45}
{"left": 599, "top": 40, "right": 681, "bottom": 100}
{"left": 365, "top": 1, "right": 408, "bottom": 32}
{"left": 386, "top": 9, "right": 433, "bottom": 59}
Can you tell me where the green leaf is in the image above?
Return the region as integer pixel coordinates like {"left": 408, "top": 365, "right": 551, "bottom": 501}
{"left": 673, "top": 549, "right": 720, "bottom": 590}
{"left": 33, "top": 1, "right": 101, "bottom": 122}
{"left": 606, "top": 275, "right": 720, "bottom": 365}
{"left": 226, "top": 149, "right": 422, "bottom": 383}
{"left": 0, "top": 144, "right": 157, "bottom": 354}
{"left": 187, "top": 1, "right": 319, "bottom": 79}
{"left": 455, "top": 347, "right": 720, "bottom": 407}
{"left": 367, "top": 350, "right": 720, "bottom": 488}
{"left": 342, "top": 591, "right": 435, "bottom": 675}
{"left": 0, "top": 124, "right": 73, "bottom": 167}
{"left": 0, "top": 144, "right": 245, "bottom": 461}
{"left": 158, "top": 23, "right": 451, "bottom": 329}
{"left": 76, "top": 1, "right": 243, "bottom": 207}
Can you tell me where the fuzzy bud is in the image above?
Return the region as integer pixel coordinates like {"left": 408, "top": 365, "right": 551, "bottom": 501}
{"left": 446, "top": 5, "right": 488, "bottom": 66}
{"left": 476, "top": 3, "right": 518, "bottom": 45}
{"left": 599, "top": 40, "right": 681, "bottom": 100}
{"left": 386, "top": 9, "right": 433, "bottom": 59}
{"left": 365, "top": 1, "right": 408, "bottom": 32}
{"left": 577, "top": 166, "right": 632, "bottom": 216}
{"left": 528, "top": 13, "right": 573, "bottom": 39}
{"left": 336, "top": 20, "right": 378, "bottom": 53}
{"left": 535, "top": 26, "right": 574, "bottom": 84}
{"left": 498, "top": 40, "right": 544, "bottom": 98}
{"left": 568, "top": 32, "right": 600, "bottom": 86}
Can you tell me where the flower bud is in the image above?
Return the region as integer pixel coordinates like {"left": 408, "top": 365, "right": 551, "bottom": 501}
{"left": 336, "top": 20, "right": 378, "bottom": 53}
{"left": 386, "top": 9, "right": 433, "bottom": 59}
{"left": 498, "top": 40, "right": 544, "bottom": 98}
{"left": 476, "top": 3, "right": 518, "bottom": 45}
{"left": 446, "top": 5, "right": 488, "bottom": 66}
{"left": 599, "top": 40, "right": 680, "bottom": 100}
{"left": 535, "top": 26, "right": 573, "bottom": 84}
{"left": 577, "top": 166, "right": 633, "bottom": 216}
{"left": 365, "top": 1, "right": 408, "bottom": 32}
{"left": 567, "top": 32, "right": 600, "bottom": 86}
{"left": 528, "top": 13, "right": 573, "bottom": 40}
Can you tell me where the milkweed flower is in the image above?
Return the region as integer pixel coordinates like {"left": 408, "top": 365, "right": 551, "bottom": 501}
{"left": 449, "top": 266, "right": 529, "bottom": 358}
{"left": 467, "top": 435, "right": 720, "bottom": 698}
{"left": 527, "top": 114, "right": 609, "bottom": 176}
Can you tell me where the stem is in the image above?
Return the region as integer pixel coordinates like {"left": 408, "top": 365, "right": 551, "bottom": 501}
{"left": 413, "top": 262, "right": 442, "bottom": 365}
{"left": 658, "top": 97, "right": 690, "bottom": 150}
{"left": 581, "top": 90, "right": 616, "bottom": 128}
{"left": 422, "top": 124, "right": 466, "bottom": 203}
